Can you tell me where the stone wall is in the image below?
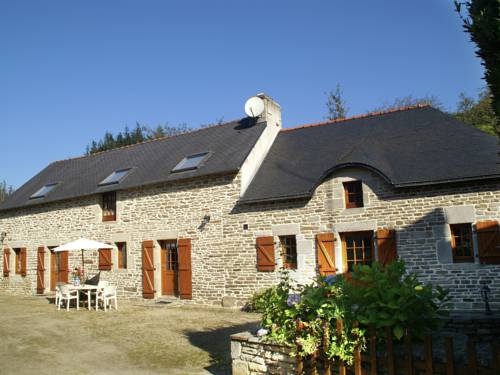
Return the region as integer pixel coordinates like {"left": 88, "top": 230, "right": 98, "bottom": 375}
{"left": 0, "top": 166, "right": 499, "bottom": 310}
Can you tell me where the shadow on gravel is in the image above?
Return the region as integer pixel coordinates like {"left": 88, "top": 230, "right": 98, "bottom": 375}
{"left": 185, "top": 321, "right": 260, "bottom": 375}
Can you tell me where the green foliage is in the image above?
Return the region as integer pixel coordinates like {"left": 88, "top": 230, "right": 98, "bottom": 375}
{"left": 85, "top": 122, "right": 191, "bottom": 155}
{"left": 0, "top": 180, "right": 14, "bottom": 203}
{"left": 325, "top": 84, "right": 349, "bottom": 120}
{"left": 369, "top": 95, "right": 444, "bottom": 112}
{"left": 347, "top": 262, "right": 450, "bottom": 340}
{"left": 254, "top": 262, "right": 450, "bottom": 364}
{"left": 455, "top": 0, "right": 500, "bottom": 135}
{"left": 454, "top": 88, "right": 497, "bottom": 135}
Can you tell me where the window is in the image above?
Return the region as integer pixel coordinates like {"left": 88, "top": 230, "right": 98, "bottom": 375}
{"left": 342, "top": 232, "right": 373, "bottom": 272}
{"left": 450, "top": 224, "right": 474, "bottom": 263}
{"left": 99, "top": 168, "right": 131, "bottom": 186}
{"left": 30, "top": 183, "right": 58, "bottom": 199}
{"left": 279, "top": 235, "right": 297, "bottom": 269}
{"left": 172, "top": 152, "right": 209, "bottom": 172}
{"left": 102, "top": 192, "right": 116, "bottom": 221}
{"left": 116, "top": 242, "right": 127, "bottom": 269}
{"left": 343, "top": 181, "right": 364, "bottom": 208}
{"left": 161, "top": 240, "right": 178, "bottom": 271}
{"left": 14, "top": 249, "right": 22, "bottom": 275}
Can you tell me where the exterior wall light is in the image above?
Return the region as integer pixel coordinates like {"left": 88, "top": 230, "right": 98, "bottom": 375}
{"left": 480, "top": 285, "right": 492, "bottom": 315}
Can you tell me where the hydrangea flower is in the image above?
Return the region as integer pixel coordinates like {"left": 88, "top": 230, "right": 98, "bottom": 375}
{"left": 287, "top": 293, "right": 301, "bottom": 306}
{"left": 324, "top": 275, "right": 337, "bottom": 285}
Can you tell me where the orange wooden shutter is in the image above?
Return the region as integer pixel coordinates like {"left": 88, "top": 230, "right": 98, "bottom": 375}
{"left": 142, "top": 240, "right": 155, "bottom": 299}
{"left": 98, "top": 248, "right": 112, "bottom": 270}
{"left": 256, "top": 236, "right": 275, "bottom": 272}
{"left": 476, "top": 221, "right": 500, "bottom": 264}
{"left": 60, "top": 251, "right": 69, "bottom": 283}
{"left": 316, "top": 233, "right": 336, "bottom": 276}
{"left": 376, "top": 229, "right": 398, "bottom": 266}
{"left": 178, "top": 238, "right": 192, "bottom": 300}
{"left": 37, "top": 247, "right": 45, "bottom": 293}
{"left": 20, "top": 247, "right": 27, "bottom": 277}
{"left": 3, "top": 248, "right": 10, "bottom": 277}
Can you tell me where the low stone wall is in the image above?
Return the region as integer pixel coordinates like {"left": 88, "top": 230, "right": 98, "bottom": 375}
{"left": 231, "top": 332, "right": 296, "bottom": 375}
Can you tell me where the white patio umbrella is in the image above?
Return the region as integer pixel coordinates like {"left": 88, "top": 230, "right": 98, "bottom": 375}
{"left": 52, "top": 238, "right": 115, "bottom": 276}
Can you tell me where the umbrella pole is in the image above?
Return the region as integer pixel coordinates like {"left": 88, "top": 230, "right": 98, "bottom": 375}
{"left": 81, "top": 249, "right": 85, "bottom": 278}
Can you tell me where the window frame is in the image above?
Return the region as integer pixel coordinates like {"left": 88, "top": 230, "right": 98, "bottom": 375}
{"left": 14, "top": 248, "right": 22, "bottom": 275}
{"left": 279, "top": 235, "right": 297, "bottom": 270}
{"left": 99, "top": 168, "right": 132, "bottom": 186}
{"left": 341, "top": 231, "right": 374, "bottom": 273}
{"left": 343, "top": 181, "right": 364, "bottom": 209}
{"left": 116, "top": 242, "right": 127, "bottom": 269}
{"left": 171, "top": 152, "right": 210, "bottom": 173}
{"left": 30, "top": 183, "right": 58, "bottom": 199}
{"left": 450, "top": 223, "right": 474, "bottom": 263}
{"left": 101, "top": 191, "right": 117, "bottom": 222}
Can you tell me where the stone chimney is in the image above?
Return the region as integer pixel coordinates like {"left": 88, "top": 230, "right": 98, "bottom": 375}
{"left": 240, "top": 93, "right": 282, "bottom": 197}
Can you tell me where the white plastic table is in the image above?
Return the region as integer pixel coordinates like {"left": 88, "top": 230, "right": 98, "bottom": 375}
{"left": 67, "top": 284, "right": 102, "bottom": 310}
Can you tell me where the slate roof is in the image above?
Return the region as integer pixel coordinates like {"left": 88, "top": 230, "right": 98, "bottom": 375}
{"left": 240, "top": 106, "right": 500, "bottom": 203}
{"left": 0, "top": 118, "right": 266, "bottom": 211}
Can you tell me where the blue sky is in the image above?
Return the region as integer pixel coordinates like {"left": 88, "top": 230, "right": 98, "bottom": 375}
{"left": 0, "top": 1, "right": 485, "bottom": 189}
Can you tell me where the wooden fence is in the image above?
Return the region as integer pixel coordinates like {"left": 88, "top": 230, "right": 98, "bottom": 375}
{"left": 296, "top": 321, "right": 500, "bottom": 375}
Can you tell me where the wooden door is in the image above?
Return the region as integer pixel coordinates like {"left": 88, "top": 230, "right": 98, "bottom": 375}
{"left": 160, "top": 240, "right": 178, "bottom": 296}
{"left": 177, "top": 238, "right": 192, "bottom": 300}
{"left": 37, "top": 247, "right": 45, "bottom": 294}
{"left": 50, "top": 249, "right": 68, "bottom": 290}
{"left": 142, "top": 240, "right": 155, "bottom": 299}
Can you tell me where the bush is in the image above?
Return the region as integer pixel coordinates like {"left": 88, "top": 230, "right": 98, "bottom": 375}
{"left": 254, "top": 261, "right": 450, "bottom": 363}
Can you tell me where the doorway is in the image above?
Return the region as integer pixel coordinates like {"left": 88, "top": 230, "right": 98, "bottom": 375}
{"left": 50, "top": 248, "right": 68, "bottom": 290}
{"left": 160, "top": 240, "right": 178, "bottom": 296}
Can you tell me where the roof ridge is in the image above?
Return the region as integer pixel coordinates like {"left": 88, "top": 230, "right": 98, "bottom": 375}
{"left": 281, "top": 104, "right": 431, "bottom": 133}
{"left": 53, "top": 118, "right": 246, "bottom": 163}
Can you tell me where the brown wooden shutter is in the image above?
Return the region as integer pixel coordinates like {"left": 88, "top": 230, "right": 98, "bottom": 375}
{"left": 3, "top": 248, "right": 10, "bottom": 277}
{"left": 142, "top": 240, "right": 155, "bottom": 299}
{"left": 60, "top": 251, "right": 69, "bottom": 283}
{"left": 376, "top": 229, "right": 397, "bottom": 266}
{"left": 177, "top": 238, "right": 192, "bottom": 300}
{"left": 98, "top": 248, "right": 112, "bottom": 270}
{"left": 476, "top": 220, "right": 500, "bottom": 264}
{"left": 256, "top": 236, "right": 275, "bottom": 272}
{"left": 316, "top": 233, "right": 336, "bottom": 276}
{"left": 20, "top": 247, "right": 27, "bottom": 277}
{"left": 37, "top": 247, "right": 45, "bottom": 294}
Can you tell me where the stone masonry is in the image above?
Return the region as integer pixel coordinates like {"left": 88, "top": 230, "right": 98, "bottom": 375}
{"left": 0, "top": 163, "right": 499, "bottom": 310}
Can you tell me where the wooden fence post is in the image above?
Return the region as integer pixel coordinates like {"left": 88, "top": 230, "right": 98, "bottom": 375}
{"left": 404, "top": 329, "right": 413, "bottom": 375}
{"left": 467, "top": 336, "right": 477, "bottom": 375}
{"left": 369, "top": 325, "right": 377, "bottom": 375}
{"left": 445, "top": 336, "right": 454, "bottom": 375}
{"left": 336, "top": 320, "right": 346, "bottom": 375}
{"left": 385, "top": 327, "right": 395, "bottom": 375}
{"left": 323, "top": 321, "right": 332, "bottom": 375}
{"left": 424, "top": 335, "right": 433, "bottom": 375}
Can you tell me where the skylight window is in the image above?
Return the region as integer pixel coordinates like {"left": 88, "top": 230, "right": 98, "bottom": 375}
{"left": 172, "top": 152, "right": 209, "bottom": 172}
{"left": 99, "top": 168, "right": 132, "bottom": 186}
{"left": 30, "top": 183, "right": 58, "bottom": 199}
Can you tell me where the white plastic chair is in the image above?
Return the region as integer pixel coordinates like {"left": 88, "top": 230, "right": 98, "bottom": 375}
{"left": 96, "top": 285, "right": 117, "bottom": 312}
{"left": 58, "top": 284, "right": 79, "bottom": 311}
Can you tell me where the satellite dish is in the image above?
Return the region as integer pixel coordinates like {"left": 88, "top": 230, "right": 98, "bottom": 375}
{"left": 244, "top": 96, "right": 265, "bottom": 118}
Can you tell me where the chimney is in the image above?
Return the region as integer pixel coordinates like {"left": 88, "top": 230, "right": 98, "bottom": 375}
{"left": 240, "top": 93, "right": 282, "bottom": 197}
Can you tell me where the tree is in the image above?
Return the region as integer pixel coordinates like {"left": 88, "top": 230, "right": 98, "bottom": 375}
{"left": 455, "top": 0, "right": 500, "bottom": 135}
{"left": 325, "top": 84, "right": 349, "bottom": 120}
{"left": 369, "top": 95, "right": 443, "bottom": 112}
{"left": 0, "top": 180, "right": 14, "bottom": 203}
{"left": 454, "top": 88, "right": 497, "bottom": 135}
{"left": 85, "top": 122, "right": 193, "bottom": 155}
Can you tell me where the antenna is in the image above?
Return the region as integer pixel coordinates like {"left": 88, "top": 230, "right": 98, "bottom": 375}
{"left": 244, "top": 96, "right": 265, "bottom": 118}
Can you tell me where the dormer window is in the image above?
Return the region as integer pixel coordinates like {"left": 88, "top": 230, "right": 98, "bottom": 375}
{"left": 30, "top": 183, "right": 58, "bottom": 199}
{"left": 343, "top": 181, "right": 364, "bottom": 208}
{"left": 99, "top": 168, "right": 131, "bottom": 186}
{"left": 172, "top": 152, "right": 209, "bottom": 172}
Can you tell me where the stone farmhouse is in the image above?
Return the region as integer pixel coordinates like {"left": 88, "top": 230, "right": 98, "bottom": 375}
{"left": 0, "top": 94, "right": 499, "bottom": 310}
